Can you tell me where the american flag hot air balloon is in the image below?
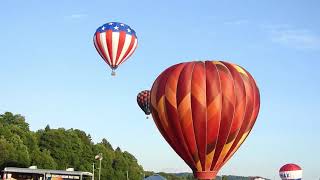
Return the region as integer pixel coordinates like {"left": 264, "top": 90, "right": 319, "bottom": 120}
{"left": 93, "top": 22, "right": 138, "bottom": 76}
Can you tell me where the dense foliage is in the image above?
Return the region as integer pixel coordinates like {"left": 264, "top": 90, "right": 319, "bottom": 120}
{"left": 0, "top": 112, "right": 144, "bottom": 180}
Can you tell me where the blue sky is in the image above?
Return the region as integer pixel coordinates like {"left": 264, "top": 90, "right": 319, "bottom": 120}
{"left": 0, "top": 0, "right": 319, "bottom": 179}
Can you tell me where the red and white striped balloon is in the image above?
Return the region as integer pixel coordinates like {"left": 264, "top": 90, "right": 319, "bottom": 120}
{"left": 93, "top": 22, "right": 138, "bottom": 76}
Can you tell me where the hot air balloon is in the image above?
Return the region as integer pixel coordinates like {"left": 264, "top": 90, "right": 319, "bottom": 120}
{"left": 279, "top": 164, "right": 302, "bottom": 180}
{"left": 137, "top": 90, "right": 151, "bottom": 118}
{"left": 93, "top": 22, "right": 138, "bottom": 76}
{"left": 150, "top": 61, "right": 260, "bottom": 180}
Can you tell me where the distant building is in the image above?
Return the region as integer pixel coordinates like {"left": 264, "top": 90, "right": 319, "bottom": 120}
{"left": 144, "top": 174, "right": 167, "bottom": 180}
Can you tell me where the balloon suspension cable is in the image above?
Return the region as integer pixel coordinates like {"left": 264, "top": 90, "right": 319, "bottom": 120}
{"left": 111, "top": 70, "right": 116, "bottom": 76}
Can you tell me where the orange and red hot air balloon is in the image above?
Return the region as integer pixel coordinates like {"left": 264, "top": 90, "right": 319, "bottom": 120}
{"left": 150, "top": 61, "right": 260, "bottom": 180}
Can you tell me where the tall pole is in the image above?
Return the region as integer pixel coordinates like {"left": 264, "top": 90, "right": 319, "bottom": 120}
{"left": 126, "top": 170, "right": 129, "bottom": 180}
{"left": 95, "top": 153, "right": 103, "bottom": 180}
{"left": 92, "top": 163, "right": 95, "bottom": 180}
{"left": 98, "top": 157, "right": 102, "bottom": 180}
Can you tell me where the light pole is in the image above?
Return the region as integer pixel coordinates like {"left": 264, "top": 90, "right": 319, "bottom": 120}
{"left": 92, "top": 163, "right": 95, "bottom": 180}
{"left": 126, "top": 170, "right": 129, "bottom": 180}
{"left": 99, "top": 157, "right": 102, "bottom": 180}
{"left": 95, "top": 153, "right": 103, "bottom": 180}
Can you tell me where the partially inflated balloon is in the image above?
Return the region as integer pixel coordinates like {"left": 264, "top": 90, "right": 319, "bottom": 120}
{"left": 150, "top": 61, "right": 260, "bottom": 180}
{"left": 137, "top": 90, "right": 151, "bottom": 117}
{"left": 93, "top": 22, "right": 138, "bottom": 76}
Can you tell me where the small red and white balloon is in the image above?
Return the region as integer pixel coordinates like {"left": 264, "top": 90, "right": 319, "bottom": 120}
{"left": 279, "top": 164, "right": 302, "bottom": 180}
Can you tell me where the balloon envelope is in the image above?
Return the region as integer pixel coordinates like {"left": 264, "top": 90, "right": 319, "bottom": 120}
{"left": 150, "top": 61, "right": 260, "bottom": 180}
{"left": 93, "top": 22, "right": 138, "bottom": 75}
{"left": 137, "top": 90, "right": 151, "bottom": 116}
{"left": 279, "top": 164, "right": 302, "bottom": 180}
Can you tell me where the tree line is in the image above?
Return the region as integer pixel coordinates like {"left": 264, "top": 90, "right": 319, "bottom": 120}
{"left": 0, "top": 112, "right": 144, "bottom": 179}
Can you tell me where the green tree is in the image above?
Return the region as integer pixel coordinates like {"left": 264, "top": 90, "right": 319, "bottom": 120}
{"left": 0, "top": 137, "right": 15, "bottom": 169}
{"left": 123, "top": 151, "right": 144, "bottom": 180}
{"left": 0, "top": 112, "right": 29, "bottom": 131}
{"left": 93, "top": 143, "right": 115, "bottom": 179}
{"left": 30, "top": 149, "right": 57, "bottom": 169}
{"left": 37, "top": 128, "right": 86, "bottom": 170}
{"left": 0, "top": 136, "right": 30, "bottom": 169}
{"left": 101, "top": 138, "right": 113, "bottom": 151}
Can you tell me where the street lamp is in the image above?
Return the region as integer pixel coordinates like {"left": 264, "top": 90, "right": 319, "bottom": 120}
{"left": 95, "top": 153, "right": 103, "bottom": 180}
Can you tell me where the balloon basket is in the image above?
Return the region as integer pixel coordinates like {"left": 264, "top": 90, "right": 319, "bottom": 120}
{"left": 146, "top": 116, "right": 149, "bottom": 119}
{"left": 111, "top": 71, "right": 116, "bottom": 76}
{"left": 194, "top": 171, "right": 217, "bottom": 180}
